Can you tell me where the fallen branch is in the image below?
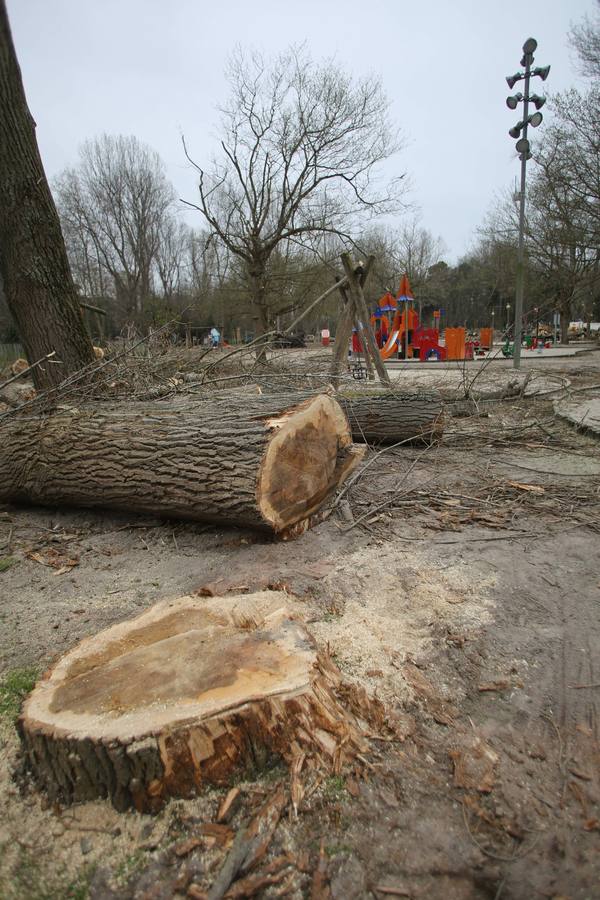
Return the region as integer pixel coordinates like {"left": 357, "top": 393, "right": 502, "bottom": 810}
{"left": 208, "top": 785, "right": 288, "bottom": 900}
{"left": 0, "top": 351, "right": 56, "bottom": 393}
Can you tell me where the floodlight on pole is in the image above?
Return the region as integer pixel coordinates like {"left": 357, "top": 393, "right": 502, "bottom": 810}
{"left": 533, "top": 65, "right": 551, "bottom": 81}
{"left": 506, "top": 92, "right": 523, "bottom": 110}
{"left": 505, "top": 37, "right": 550, "bottom": 369}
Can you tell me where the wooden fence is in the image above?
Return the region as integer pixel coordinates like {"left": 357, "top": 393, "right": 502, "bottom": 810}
{"left": 0, "top": 343, "right": 23, "bottom": 367}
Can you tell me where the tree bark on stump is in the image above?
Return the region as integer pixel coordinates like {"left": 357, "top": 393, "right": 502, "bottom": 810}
{"left": 18, "top": 592, "right": 380, "bottom": 812}
{"left": 337, "top": 390, "right": 443, "bottom": 444}
{"left": 0, "top": 393, "right": 363, "bottom": 535}
{"left": 0, "top": 1, "right": 95, "bottom": 389}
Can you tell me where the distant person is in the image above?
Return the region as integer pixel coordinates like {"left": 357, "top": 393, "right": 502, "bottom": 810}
{"left": 351, "top": 328, "right": 363, "bottom": 357}
{"left": 210, "top": 326, "right": 220, "bottom": 348}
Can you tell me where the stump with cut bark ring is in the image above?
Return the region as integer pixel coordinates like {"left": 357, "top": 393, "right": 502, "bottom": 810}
{"left": 18, "top": 592, "right": 377, "bottom": 812}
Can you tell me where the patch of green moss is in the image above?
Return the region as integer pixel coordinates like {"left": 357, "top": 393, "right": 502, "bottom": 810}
{"left": 0, "top": 667, "right": 38, "bottom": 722}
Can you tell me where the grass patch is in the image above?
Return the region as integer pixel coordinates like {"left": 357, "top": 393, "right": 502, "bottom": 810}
{"left": 0, "top": 849, "right": 95, "bottom": 900}
{"left": 322, "top": 774, "right": 347, "bottom": 802}
{"left": 325, "top": 842, "right": 354, "bottom": 858}
{"left": 0, "top": 556, "right": 17, "bottom": 573}
{"left": 0, "top": 667, "right": 38, "bottom": 723}
{"left": 115, "top": 850, "right": 145, "bottom": 887}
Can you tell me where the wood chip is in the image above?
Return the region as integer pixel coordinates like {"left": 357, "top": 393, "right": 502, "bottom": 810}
{"left": 568, "top": 766, "right": 592, "bottom": 782}
{"left": 26, "top": 548, "right": 79, "bottom": 571}
{"left": 290, "top": 752, "right": 306, "bottom": 817}
{"left": 507, "top": 481, "right": 545, "bottom": 493}
{"left": 345, "top": 778, "right": 360, "bottom": 798}
{"left": 224, "top": 857, "right": 290, "bottom": 898}
{"left": 188, "top": 887, "right": 209, "bottom": 900}
{"left": 449, "top": 735, "right": 499, "bottom": 793}
{"left": 201, "top": 823, "right": 235, "bottom": 848}
{"left": 311, "top": 839, "right": 331, "bottom": 899}
{"left": 217, "top": 787, "right": 242, "bottom": 824}
{"left": 373, "top": 887, "right": 412, "bottom": 897}
{"left": 478, "top": 680, "right": 511, "bottom": 692}
{"left": 174, "top": 837, "right": 204, "bottom": 857}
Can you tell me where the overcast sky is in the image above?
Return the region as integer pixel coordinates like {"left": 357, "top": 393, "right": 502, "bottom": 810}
{"left": 7, "top": 0, "right": 596, "bottom": 263}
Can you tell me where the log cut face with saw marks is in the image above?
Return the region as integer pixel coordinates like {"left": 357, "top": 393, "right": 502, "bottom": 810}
{"left": 0, "top": 393, "right": 364, "bottom": 536}
{"left": 18, "top": 592, "right": 377, "bottom": 812}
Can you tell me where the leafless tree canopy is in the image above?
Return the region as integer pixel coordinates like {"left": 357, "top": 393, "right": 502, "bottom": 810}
{"left": 55, "top": 135, "right": 180, "bottom": 320}
{"left": 569, "top": 0, "right": 600, "bottom": 81}
{"left": 358, "top": 222, "right": 446, "bottom": 297}
{"left": 184, "top": 45, "right": 405, "bottom": 331}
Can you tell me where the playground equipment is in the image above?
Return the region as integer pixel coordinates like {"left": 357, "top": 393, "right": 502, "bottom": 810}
{"left": 371, "top": 274, "right": 447, "bottom": 362}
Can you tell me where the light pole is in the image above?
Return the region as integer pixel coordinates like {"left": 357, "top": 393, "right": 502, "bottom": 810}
{"left": 506, "top": 38, "right": 550, "bottom": 369}
{"left": 506, "top": 302, "right": 511, "bottom": 333}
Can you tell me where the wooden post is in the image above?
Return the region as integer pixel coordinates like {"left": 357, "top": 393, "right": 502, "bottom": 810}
{"left": 331, "top": 282, "right": 355, "bottom": 386}
{"left": 340, "top": 253, "right": 391, "bottom": 387}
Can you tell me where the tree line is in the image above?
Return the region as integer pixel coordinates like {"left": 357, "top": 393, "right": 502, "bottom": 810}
{"left": 1, "top": 3, "right": 599, "bottom": 387}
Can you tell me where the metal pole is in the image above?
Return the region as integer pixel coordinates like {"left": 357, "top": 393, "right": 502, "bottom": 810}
{"left": 513, "top": 63, "right": 531, "bottom": 369}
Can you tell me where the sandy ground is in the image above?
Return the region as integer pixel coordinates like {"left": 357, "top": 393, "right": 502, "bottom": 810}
{"left": 1, "top": 351, "right": 600, "bottom": 899}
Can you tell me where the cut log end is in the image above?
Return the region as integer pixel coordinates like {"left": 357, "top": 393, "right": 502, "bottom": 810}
{"left": 258, "top": 394, "right": 360, "bottom": 533}
{"left": 19, "top": 592, "right": 378, "bottom": 812}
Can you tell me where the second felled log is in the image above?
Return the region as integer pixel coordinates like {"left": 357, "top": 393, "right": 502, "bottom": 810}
{"left": 337, "top": 389, "right": 443, "bottom": 444}
{"left": 0, "top": 392, "right": 363, "bottom": 536}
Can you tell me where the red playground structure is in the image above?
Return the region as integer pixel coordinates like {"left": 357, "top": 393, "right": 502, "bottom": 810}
{"left": 370, "top": 274, "right": 447, "bottom": 361}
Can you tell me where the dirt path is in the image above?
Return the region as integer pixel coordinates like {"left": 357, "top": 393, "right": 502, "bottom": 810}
{"left": 1, "top": 355, "right": 599, "bottom": 899}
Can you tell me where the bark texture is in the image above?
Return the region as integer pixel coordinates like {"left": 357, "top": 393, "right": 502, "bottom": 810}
{"left": 19, "top": 592, "right": 380, "bottom": 812}
{"left": 0, "top": 393, "right": 363, "bottom": 534}
{"left": 0, "top": 1, "right": 95, "bottom": 389}
{"left": 338, "top": 390, "right": 443, "bottom": 444}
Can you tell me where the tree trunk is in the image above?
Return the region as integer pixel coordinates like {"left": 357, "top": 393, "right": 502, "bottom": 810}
{"left": 0, "top": 393, "right": 363, "bottom": 535}
{"left": 559, "top": 296, "right": 571, "bottom": 344}
{"left": 0, "top": 1, "right": 95, "bottom": 389}
{"left": 18, "top": 591, "right": 380, "bottom": 811}
{"left": 338, "top": 389, "right": 443, "bottom": 444}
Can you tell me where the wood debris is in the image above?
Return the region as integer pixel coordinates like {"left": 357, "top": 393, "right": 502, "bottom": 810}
{"left": 217, "top": 788, "right": 242, "bottom": 824}
{"left": 207, "top": 784, "right": 287, "bottom": 900}
{"left": 449, "top": 734, "right": 499, "bottom": 793}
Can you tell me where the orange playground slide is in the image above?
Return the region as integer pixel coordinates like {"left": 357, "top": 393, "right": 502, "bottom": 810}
{"left": 379, "top": 307, "right": 419, "bottom": 359}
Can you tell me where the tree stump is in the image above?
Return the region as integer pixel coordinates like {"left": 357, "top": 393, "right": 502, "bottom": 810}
{"left": 18, "top": 592, "right": 377, "bottom": 812}
{"left": 0, "top": 392, "right": 364, "bottom": 536}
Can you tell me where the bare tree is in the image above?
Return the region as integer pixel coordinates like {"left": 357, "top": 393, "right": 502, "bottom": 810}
{"left": 569, "top": 0, "right": 600, "bottom": 81}
{"left": 155, "top": 218, "right": 190, "bottom": 304}
{"left": 183, "top": 45, "right": 405, "bottom": 334}
{"left": 55, "top": 135, "right": 177, "bottom": 323}
{"left": 0, "top": 0, "right": 94, "bottom": 389}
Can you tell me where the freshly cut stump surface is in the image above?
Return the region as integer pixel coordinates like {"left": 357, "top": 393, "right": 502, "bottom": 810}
{"left": 19, "top": 592, "right": 375, "bottom": 811}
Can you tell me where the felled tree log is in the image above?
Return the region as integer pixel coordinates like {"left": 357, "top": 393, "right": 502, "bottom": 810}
{"left": 0, "top": 393, "right": 363, "bottom": 535}
{"left": 18, "top": 592, "right": 378, "bottom": 812}
{"left": 337, "top": 389, "right": 444, "bottom": 444}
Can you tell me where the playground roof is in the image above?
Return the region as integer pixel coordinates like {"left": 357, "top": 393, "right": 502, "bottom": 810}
{"left": 397, "top": 273, "right": 414, "bottom": 302}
